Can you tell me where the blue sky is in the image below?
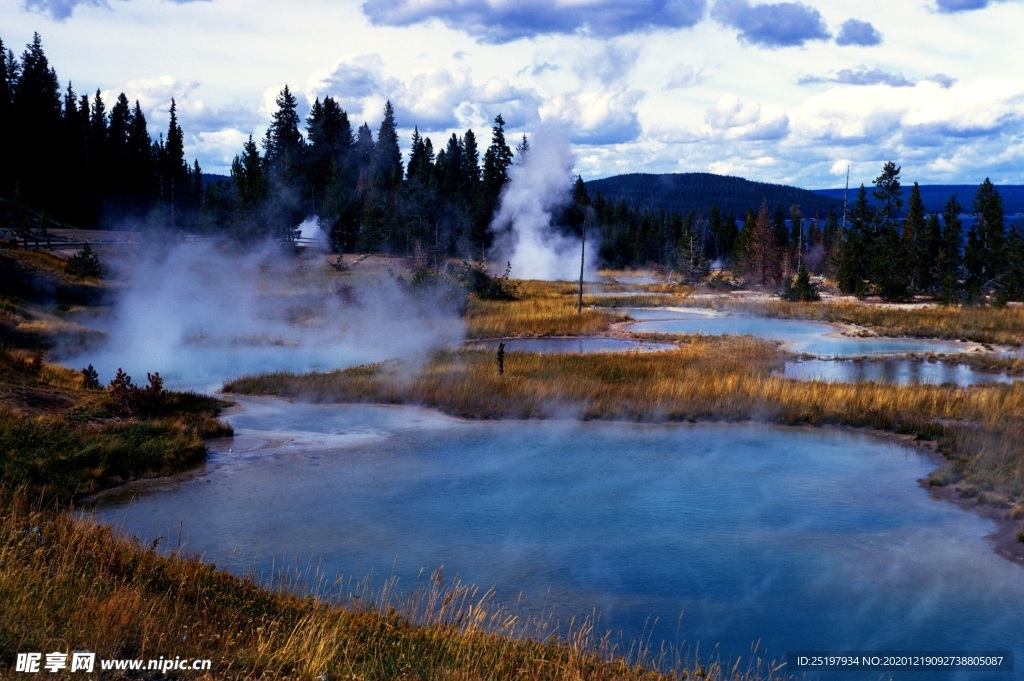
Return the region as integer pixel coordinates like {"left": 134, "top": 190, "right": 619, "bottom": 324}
{"left": 2, "top": 0, "right": 1022, "bottom": 188}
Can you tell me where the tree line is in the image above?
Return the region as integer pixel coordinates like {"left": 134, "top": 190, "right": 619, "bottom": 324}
{"left": 830, "top": 164, "right": 1024, "bottom": 303}
{"left": 1, "top": 33, "right": 1020, "bottom": 302}
{"left": 219, "top": 86, "right": 520, "bottom": 256}
{"left": 0, "top": 33, "right": 200, "bottom": 229}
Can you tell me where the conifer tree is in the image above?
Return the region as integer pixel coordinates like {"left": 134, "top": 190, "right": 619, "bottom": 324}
{"left": 231, "top": 134, "right": 267, "bottom": 214}
{"left": 998, "top": 226, "right": 1024, "bottom": 304}
{"left": 475, "top": 114, "right": 514, "bottom": 254}
{"left": 107, "top": 93, "right": 131, "bottom": 184}
{"left": 126, "top": 100, "right": 155, "bottom": 200}
{"left": 836, "top": 185, "right": 872, "bottom": 295}
{"left": 12, "top": 33, "right": 62, "bottom": 209}
{"left": 0, "top": 37, "right": 12, "bottom": 194}
{"left": 918, "top": 213, "right": 942, "bottom": 294}
{"left": 741, "top": 199, "right": 781, "bottom": 286}
{"left": 903, "top": 182, "right": 926, "bottom": 293}
{"left": 938, "top": 194, "right": 964, "bottom": 303}
{"left": 359, "top": 101, "right": 403, "bottom": 251}
{"left": 871, "top": 162, "right": 909, "bottom": 300}
{"left": 462, "top": 128, "right": 481, "bottom": 186}
{"left": 265, "top": 85, "right": 304, "bottom": 173}
{"left": 306, "top": 95, "right": 353, "bottom": 211}
{"left": 369, "top": 100, "right": 402, "bottom": 191}
{"left": 964, "top": 177, "right": 1005, "bottom": 295}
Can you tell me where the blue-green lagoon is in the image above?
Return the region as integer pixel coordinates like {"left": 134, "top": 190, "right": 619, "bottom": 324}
{"left": 90, "top": 399, "right": 1024, "bottom": 680}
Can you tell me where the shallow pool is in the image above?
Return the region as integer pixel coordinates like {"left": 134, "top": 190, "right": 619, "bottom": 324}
{"left": 90, "top": 400, "right": 1024, "bottom": 680}
{"left": 778, "top": 358, "right": 1014, "bottom": 386}
{"left": 625, "top": 308, "right": 973, "bottom": 358}
{"left": 466, "top": 337, "right": 675, "bottom": 354}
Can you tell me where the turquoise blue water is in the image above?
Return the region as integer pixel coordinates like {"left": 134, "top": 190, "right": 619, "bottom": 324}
{"left": 626, "top": 308, "right": 972, "bottom": 358}
{"left": 779, "top": 358, "right": 1014, "bottom": 386}
{"left": 90, "top": 400, "right": 1024, "bottom": 680}
{"left": 466, "top": 337, "right": 675, "bottom": 353}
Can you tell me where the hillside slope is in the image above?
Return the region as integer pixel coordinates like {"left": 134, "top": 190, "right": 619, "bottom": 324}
{"left": 585, "top": 172, "right": 843, "bottom": 217}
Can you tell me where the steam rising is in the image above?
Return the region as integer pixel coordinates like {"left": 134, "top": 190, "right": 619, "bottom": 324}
{"left": 65, "top": 240, "right": 464, "bottom": 391}
{"left": 488, "top": 128, "right": 596, "bottom": 281}
{"left": 297, "top": 215, "right": 330, "bottom": 252}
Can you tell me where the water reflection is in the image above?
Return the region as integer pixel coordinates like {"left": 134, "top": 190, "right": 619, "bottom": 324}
{"left": 625, "top": 308, "right": 972, "bottom": 358}
{"left": 779, "top": 359, "right": 1014, "bottom": 386}
{"left": 466, "top": 337, "right": 675, "bottom": 354}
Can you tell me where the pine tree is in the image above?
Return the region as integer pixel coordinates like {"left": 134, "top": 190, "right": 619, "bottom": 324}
{"left": 231, "top": 134, "right": 267, "bottom": 214}
{"left": 822, "top": 207, "right": 840, "bottom": 276}
{"left": 871, "top": 162, "right": 909, "bottom": 300}
{"left": 836, "top": 185, "right": 873, "bottom": 295}
{"left": 11, "top": 33, "right": 62, "bottom": 210}
{"left": 938, "top": 194, "right": 964, "bottom": 303}
{"left": 740, "top": 199, "right": 781, "bottom": 286}
{"left": 265, "top": 85, "right": 304, "bottom": 173}
{"left": 359, "top": 101, "right": 403, "bottom": 251}
{"left": 462, "top": 128, "right": 481, "bottom": 186}
{"left": 903, "top": 182, "right": 926, "bottom": 293}
{"left": 997, "top": 225, "right": 1024, "bottom": 304}
{"left": 107, "top": 93, "right": 131, "bottom": 188}
{"left": 0, "top": 37, "right": 12, "bottom": 194}
{"left": 481, "top": 115, "right": 513, "bottom": 216}
{"left": 306, "top": 95, "right": 353, "bottom": 210}
{"left": 964, "top": 178, "right": 1005, "bottom": 295}
{"left": 783, "top": 262, "right": 819, "bottom": 301}
{"left": 369, "top": 100, "right": 402, "bottom": 191}
{"left": 918, "top": 213, "right": 942, "bottom": 294}
{"left": 126, "top": 100, "right": 155, "bottom": 201}
{"left": 158, "top": 98, "right": 190, "bottom": 220}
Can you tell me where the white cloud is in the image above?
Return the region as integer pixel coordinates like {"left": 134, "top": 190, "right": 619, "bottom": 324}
{"left": 705, "top": 95, "right": 789, "bottom": 140}
{"left": 540, "top": 86, "right": 645, "bottom": 144}
{"left": 829, "top": 159, "right": 852, "bottom": 176}
{"left": 666, "top": 63, "right": 707, "bottom": 89}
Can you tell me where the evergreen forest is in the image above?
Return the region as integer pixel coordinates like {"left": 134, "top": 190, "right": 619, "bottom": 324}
{"left": 1, "top": 33, "right": 1022, "bottom": 303}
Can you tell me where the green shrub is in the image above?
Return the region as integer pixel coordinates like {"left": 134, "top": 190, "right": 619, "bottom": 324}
{"left": 64, "top": 244, "right": 102, "bottom": 278}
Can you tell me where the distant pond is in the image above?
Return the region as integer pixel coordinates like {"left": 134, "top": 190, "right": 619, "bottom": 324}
{"left": 778, "top": 358, "right": 1014, "bottom": 386}
{"left": 465, "top": 337, "right": 675, "bottom": 354}
{"left": 625, "top": 308, "right": 974, "bottom": 358}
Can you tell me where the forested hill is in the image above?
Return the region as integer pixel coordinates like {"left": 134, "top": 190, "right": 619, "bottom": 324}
{"left": 585, "top": 173, "right": 844, "bottom": 218}
{"left": 813, "top": 185, "right": 1024, "bottom": 215}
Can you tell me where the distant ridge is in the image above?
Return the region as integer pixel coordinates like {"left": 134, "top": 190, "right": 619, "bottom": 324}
{"left": 585, "top": 172, "right": 844, "bottom": 218}
{"left": 813, "top": 185, "right": 1024, "bottom": 216}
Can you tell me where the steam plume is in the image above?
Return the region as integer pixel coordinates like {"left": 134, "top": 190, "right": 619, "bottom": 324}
{"left": 488, "top": 127, "right": 597, "bottom": 281}
{"left": 63, "top": 239, "right": 463, "bottom": 391}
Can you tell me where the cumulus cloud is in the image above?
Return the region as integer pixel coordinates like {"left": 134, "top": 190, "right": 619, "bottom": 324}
{"left": 798, "top": 67, "right": 956, "bottom": 89}
{"left": 934, "top": 0, "right": 995, "bottom": 12}
{"left": 363, "top": 0, "right": 707, "bottom": 43}
{"left": 22, "top": 0, "right": 205, "bottom": 20}
{"left": 22, "top": 0, "right": 106, "bottom": 20}
{"left": 100, "top": 76, "right": 262, "bottom": 174}
{"left": 540, "top": 86, "right": 645, "bottom": 145}
{"left": 705, "top": 94, "right": 789, "bottom": 140}
{"left": 829, "top": 159, "right": 853, "bottom": 177}
{"left": 518, "top": 62, "right": 561, "bottom": 78}
{"left": 711, "top": 0, "right": 830, "bottom": 47}
{"left": 309, "top": 56, "right": 541, "bottom": 133}
{"left": 791, "top": 78, "right": 1024, "bottom": 146}
{"left": 835, "top": 19, "right": 882, "bottom": 46}
{"left": 666, "top": 63, "right": 707, "bottom": 89}
{"left": 191, "top": 129, "right": 251, "bottom": 170}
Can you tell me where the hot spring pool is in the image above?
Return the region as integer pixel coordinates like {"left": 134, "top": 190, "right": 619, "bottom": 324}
{"left": 89, "top": 399, "right": 1024, "bottom": 680}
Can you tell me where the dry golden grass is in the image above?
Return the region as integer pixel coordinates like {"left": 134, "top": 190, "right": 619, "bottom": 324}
{"left": 466, "top": 280, "right": 630, "bottom": 339}
{"left": 0, "top": 487, "right": 786, "bottom": 680}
